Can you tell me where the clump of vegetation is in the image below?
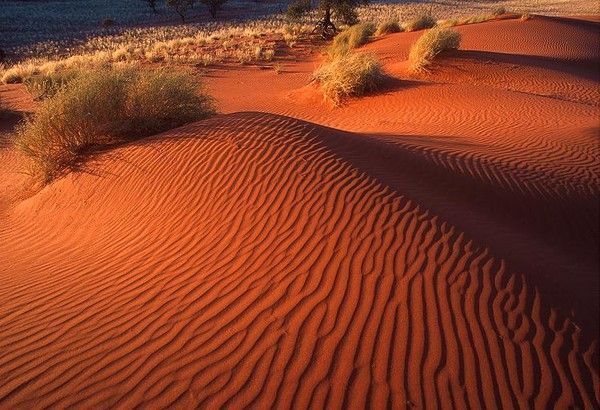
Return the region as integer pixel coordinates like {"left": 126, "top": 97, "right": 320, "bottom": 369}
{"left": 328, "top": 22, "right": 376, "bottom": 57}
{"left": 287, "top": 0, "right": 364, "bottom": 38}
{"left": 313, "top": 52, "right": 385, "bottom": 105}
{"left": 1, "top": 22, "right": 312, "bottom": 85}
{"left": 404, "top": 14, "right": 437, "bottom": 32}
{"left": 15, "top": 66, "right": 215, "bottom": 182}
{"left": 408, "top": 27, "right": 461, "bottom": 73}
{"left": 375, "top": 19, "right": 403, "bottom": 36}
{"left": 520, "top": 12, "right": 532, "bottom": 21}
{"left": 23, "top": 69, "right": 80, "bottom": 100}
{"left": 492, "top": 6, "right": 508, "bottom": 16}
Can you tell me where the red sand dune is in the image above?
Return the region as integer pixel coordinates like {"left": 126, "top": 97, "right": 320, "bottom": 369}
{"left": 0, "top": 16, "right": 598, "bottom": 408}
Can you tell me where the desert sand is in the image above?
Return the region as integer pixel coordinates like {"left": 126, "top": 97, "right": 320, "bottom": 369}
{"left": 0, "top": 16, "right": 598, "bottom": 408}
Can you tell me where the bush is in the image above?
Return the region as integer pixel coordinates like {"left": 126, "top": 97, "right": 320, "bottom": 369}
{"left": 375, "top": 19, "right": 403, "bottom": 36}
{"left": 24, "top": 69, "right": 80, "bottom": 100}
{"left": 404, "top": 14, "right": 437, "bottom": 32}
{"left": 328, "top": 22, "right": 376, "bottom": 58}
{"left": 15, "top": 66, "right": 215, "bottom": 182}
{"left": 313, "top": 52, "right": 385, "bottom": 105}
{"left": 409, "top": 28, "right": 461, "bottom": 73}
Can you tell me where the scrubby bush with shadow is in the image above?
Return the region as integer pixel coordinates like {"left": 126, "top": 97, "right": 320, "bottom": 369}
{"left": 408, "top": 27, "right": 461, "bottom": 73}
{"left": 328, "top": 22, "right": 376, "bottom": 58}
{"left": 24, "top": 69, "right": 81, "bottom": 101}
{"left": 313, "top": 52, "right": 385, "bottom": 105}
{"left": 404, "top": 14, "right": 437, "bottom": 32}
{"left": 15, "top": 66, "right": 215, "bottom": 182}
{"left": 375, "top": 19, "right": 403, "bottom": 36}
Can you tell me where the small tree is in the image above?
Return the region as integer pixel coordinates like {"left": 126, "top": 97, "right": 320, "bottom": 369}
{"left": 201, "top": 0, "right": 227, "bottom": 18}
{"left": 143, "top": 0, "right": 159, "bottom": 13}
{"left": 287, "top": 0, "right": 365, "bottom": 38}
{"left": 167, "top": 0, "right": 191, "bottom": 22}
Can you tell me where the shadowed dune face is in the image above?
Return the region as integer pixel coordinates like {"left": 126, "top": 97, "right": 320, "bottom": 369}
{"left": 0, "top": 15, "right": 599, "bottom": 409}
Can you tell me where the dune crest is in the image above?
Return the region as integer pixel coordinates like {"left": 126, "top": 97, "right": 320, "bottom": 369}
{"left": 0, "top": 113, "right": 598, "bottom": 407}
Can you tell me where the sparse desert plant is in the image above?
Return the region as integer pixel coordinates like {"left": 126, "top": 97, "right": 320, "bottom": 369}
{"left": 23, "top": 69, "right": 80, "bottom": 100}
{"left": 15, "top": 66, "right": 215, "bottom": 182}
{"left": 328, "top": 22, "right": 376, "bottom": 57}
{"left": 408, "top": 27, "right": 461, "bottom": 73}
{"left": 404, "top": 14, "right": 437, "bottom": 32}
{"left": 521, "top": 12, "right": 532, "bottom": 21}
{"left": 375, "top": 19, "right": 403, "bottom": 36}
{"left": 286, "top": 0, "right": 365, "bottom": 38}
{"left": 313, "top": 52, "right": 385, "bottom": 105}
{"left": 2, "top": 64, "right": 40, "bottom": 84}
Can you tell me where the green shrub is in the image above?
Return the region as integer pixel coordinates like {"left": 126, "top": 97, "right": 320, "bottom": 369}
{"left": 404, "top": 14, "right": 437, "bottom": 32}
{"left": 408, "top": 28, "right": 461, "bottom": 73}
{"left": 313, "top": 52, "right": 385, "bottom": 105}
{"left": 328, "top": 22, "right": 376, "bottom": 58}
{"left": 16, "top": 66, "right": 215, "bottom": 182}
{"left": 375, "top": 19, "right": 403, "bottom": 36}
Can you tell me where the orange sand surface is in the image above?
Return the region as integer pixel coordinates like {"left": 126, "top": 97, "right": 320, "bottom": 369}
{"left": 0, "top": 16, "right": 598, "bottom": 408}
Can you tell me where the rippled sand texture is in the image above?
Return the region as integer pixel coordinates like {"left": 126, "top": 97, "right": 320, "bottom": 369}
{"left": 0, "top": 16, "right": 598, "bottom": 408}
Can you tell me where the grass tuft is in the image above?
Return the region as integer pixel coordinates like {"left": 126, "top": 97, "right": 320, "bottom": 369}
{"left": 408, "top": 27, "right": 461, "bottom": 73}
{"left": 313, "top": 52, "right": 385, "bottom": 105}
{"left": 328, "top": 22, "right": 376, "bottom": 58}
{"left": 15, "top": 66, "right": 215, "bottom": 182}
{"left": 375, "top": 19, "right": 403, "bottom": 36}
{"left": 404, "top": 14, "right": 437, "bottom": 32}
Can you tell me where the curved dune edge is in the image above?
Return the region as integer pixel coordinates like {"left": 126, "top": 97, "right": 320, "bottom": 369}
{"left": 0, "top": 15, "right": 599, "bottom": 408}
{"left": 0, "top": 113, "right": 598, "bottom": 408}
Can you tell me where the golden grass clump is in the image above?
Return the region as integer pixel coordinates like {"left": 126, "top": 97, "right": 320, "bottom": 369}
{"left": 404, "top": 14, "right": 437, "bottom": 32}
{"left": 375, "top": 19, "right": 403, "bottom": 36}
{"left": 24, "top": 69, "right": 81, "bottom": 100}
{"left": 15, "top": 66, "right": 215, "bottom": 182}
{"left": 328, "top": 22, "right": 376, "bottom": 57}
{"left": 408, "top": 28, "right": 461, "bottom": 73}
{"left": 313, "top": 52, "right": 385, "bottom": 105}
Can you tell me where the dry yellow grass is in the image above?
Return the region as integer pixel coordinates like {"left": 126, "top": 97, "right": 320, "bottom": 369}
{"left": 408, "top": 27, "right": 461, "bottom": 73}
{"left": 404, "top": 14, "right": 437, "bottom": 32}
{"left": 375, "top": 19, "right": 403, "bottom": 36}
{"left": 15, "top": 66, "right": 215, "bottom": 182}
{"left": 328, "top": 22, "right": 376, "bottom": 58}
{"left": 313, "top": 52, "right": 385, "bottom": 105}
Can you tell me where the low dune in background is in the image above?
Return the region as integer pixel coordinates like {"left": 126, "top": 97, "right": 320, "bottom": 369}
{"left": 0, "top": 16, "right": 599, "bottom": 408}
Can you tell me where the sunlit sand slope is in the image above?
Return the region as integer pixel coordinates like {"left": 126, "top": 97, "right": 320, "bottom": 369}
{"left": 0, "top": 113, "right": 597, "bottom": 408}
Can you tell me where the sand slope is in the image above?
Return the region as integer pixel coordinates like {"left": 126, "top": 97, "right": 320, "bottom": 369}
{"left": 0, "top": 16, "right": 599, "bottom": 408}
